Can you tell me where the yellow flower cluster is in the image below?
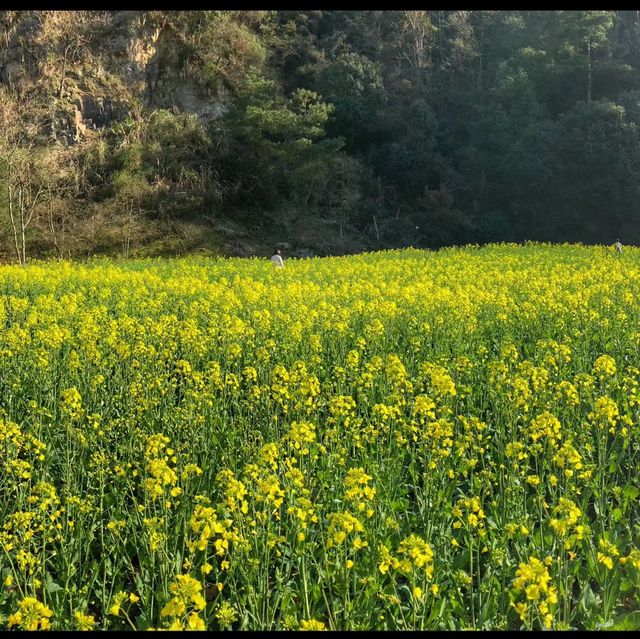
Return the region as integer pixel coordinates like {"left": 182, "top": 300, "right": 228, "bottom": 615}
{"left": 187, "top": 503, "right": 241, "bottom": 557}
{"left": 143, "top": 433, "right": 180, "bottom": 503}
{"left": 74, "top": 610, "right": 97, "bottom": 631}
{"left": 300, "top": 618, "right": 327, "bottom": 630}
{"left": 326, "top": 511, "right": 365, "bottom": 550}
{"left": 8, "top": 597, "right": 53, "bottom": 630}
{"left": 344, "top": 467, "right": 376, "bottom": 514}
{"left": 378, "top": 534, "right": 437, "bottom": 592}
{"left": 161, "top": 574, "right": 206, "bottom": 630}
{"left": 620, "top": 548, "right": 640, "bottom": 569}
{"left": 511, "top": 557, "right": 557, "bottom": 628}
{"left": 549, "top": 498, "right": 588, "bottom": 549}
{"left": 596, "top": 538, "right": 619, "bottom": 570}
{"left": 453, "top": 496, "right": 486, "bottom": 534}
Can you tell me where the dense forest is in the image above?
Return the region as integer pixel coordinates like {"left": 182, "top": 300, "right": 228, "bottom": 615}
{"left": 0, "top": 10, "right": 639, "bottom": 260}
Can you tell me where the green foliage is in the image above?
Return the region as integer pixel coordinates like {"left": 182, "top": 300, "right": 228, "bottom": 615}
{"left": 310, "top": 52, "right": 385, "bottom": 151}
{"left": 2, "top": 9, "right": 640, "bottom": 259}
{"left": 232, "top": 71, "right": 333, "bottom": 145}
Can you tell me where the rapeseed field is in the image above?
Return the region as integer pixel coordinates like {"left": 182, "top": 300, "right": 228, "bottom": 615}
{"left": 1, "top": 243, "right": 639, "bottom": 630}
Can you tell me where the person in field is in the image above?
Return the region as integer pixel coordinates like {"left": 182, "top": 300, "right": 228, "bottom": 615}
{"left": 615, "top": 239, "right": 623, "bottom": 254}
{"left": 271, "top": 247, "right": 284, "bottom": 268}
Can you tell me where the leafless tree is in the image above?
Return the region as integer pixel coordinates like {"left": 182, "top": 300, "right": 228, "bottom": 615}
{"left": 0, "top": 91, "right": 46, "bottom": 264}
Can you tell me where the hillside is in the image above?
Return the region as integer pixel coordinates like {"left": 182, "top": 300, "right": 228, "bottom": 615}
{"left": 1, "top": 11, "right": 640, "bottom": 261}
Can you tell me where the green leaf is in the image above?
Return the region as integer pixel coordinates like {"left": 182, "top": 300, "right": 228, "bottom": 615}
{"left": 597, "top": 619, "right": 614, "bottom": 629}
{"left": 620, "top": 578, "right": 634, "bottom": 593}
{"left": 606, "top": 611, "right": 640, "bottom": 631}
{"left": 579, "top": 582, "right": 601, "bottom": 614}
{"left": 46, "top": 581, "right": 63, "bottom": 594}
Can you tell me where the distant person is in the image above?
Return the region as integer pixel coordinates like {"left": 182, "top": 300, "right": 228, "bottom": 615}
{"left": 271, "top": 247, "right": 284, "bottom": 268}
{"left": 615, "top": 239, "right": 623, "bottom": 254}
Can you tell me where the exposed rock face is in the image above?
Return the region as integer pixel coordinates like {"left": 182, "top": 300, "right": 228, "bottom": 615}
{"left": 0, "top": 10, "right": 227, "bottom": 145}
{"left": 75, "top": 94, "right": 113, "bottom": 133}
{"left": 71, "top": 96, "right": 113, "bottom": 141}
{"left": 0, "top": 60, "right": 21, "bottom": 85}
{"left": 172, "top": 82, "right": 228, "bottom": 120}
